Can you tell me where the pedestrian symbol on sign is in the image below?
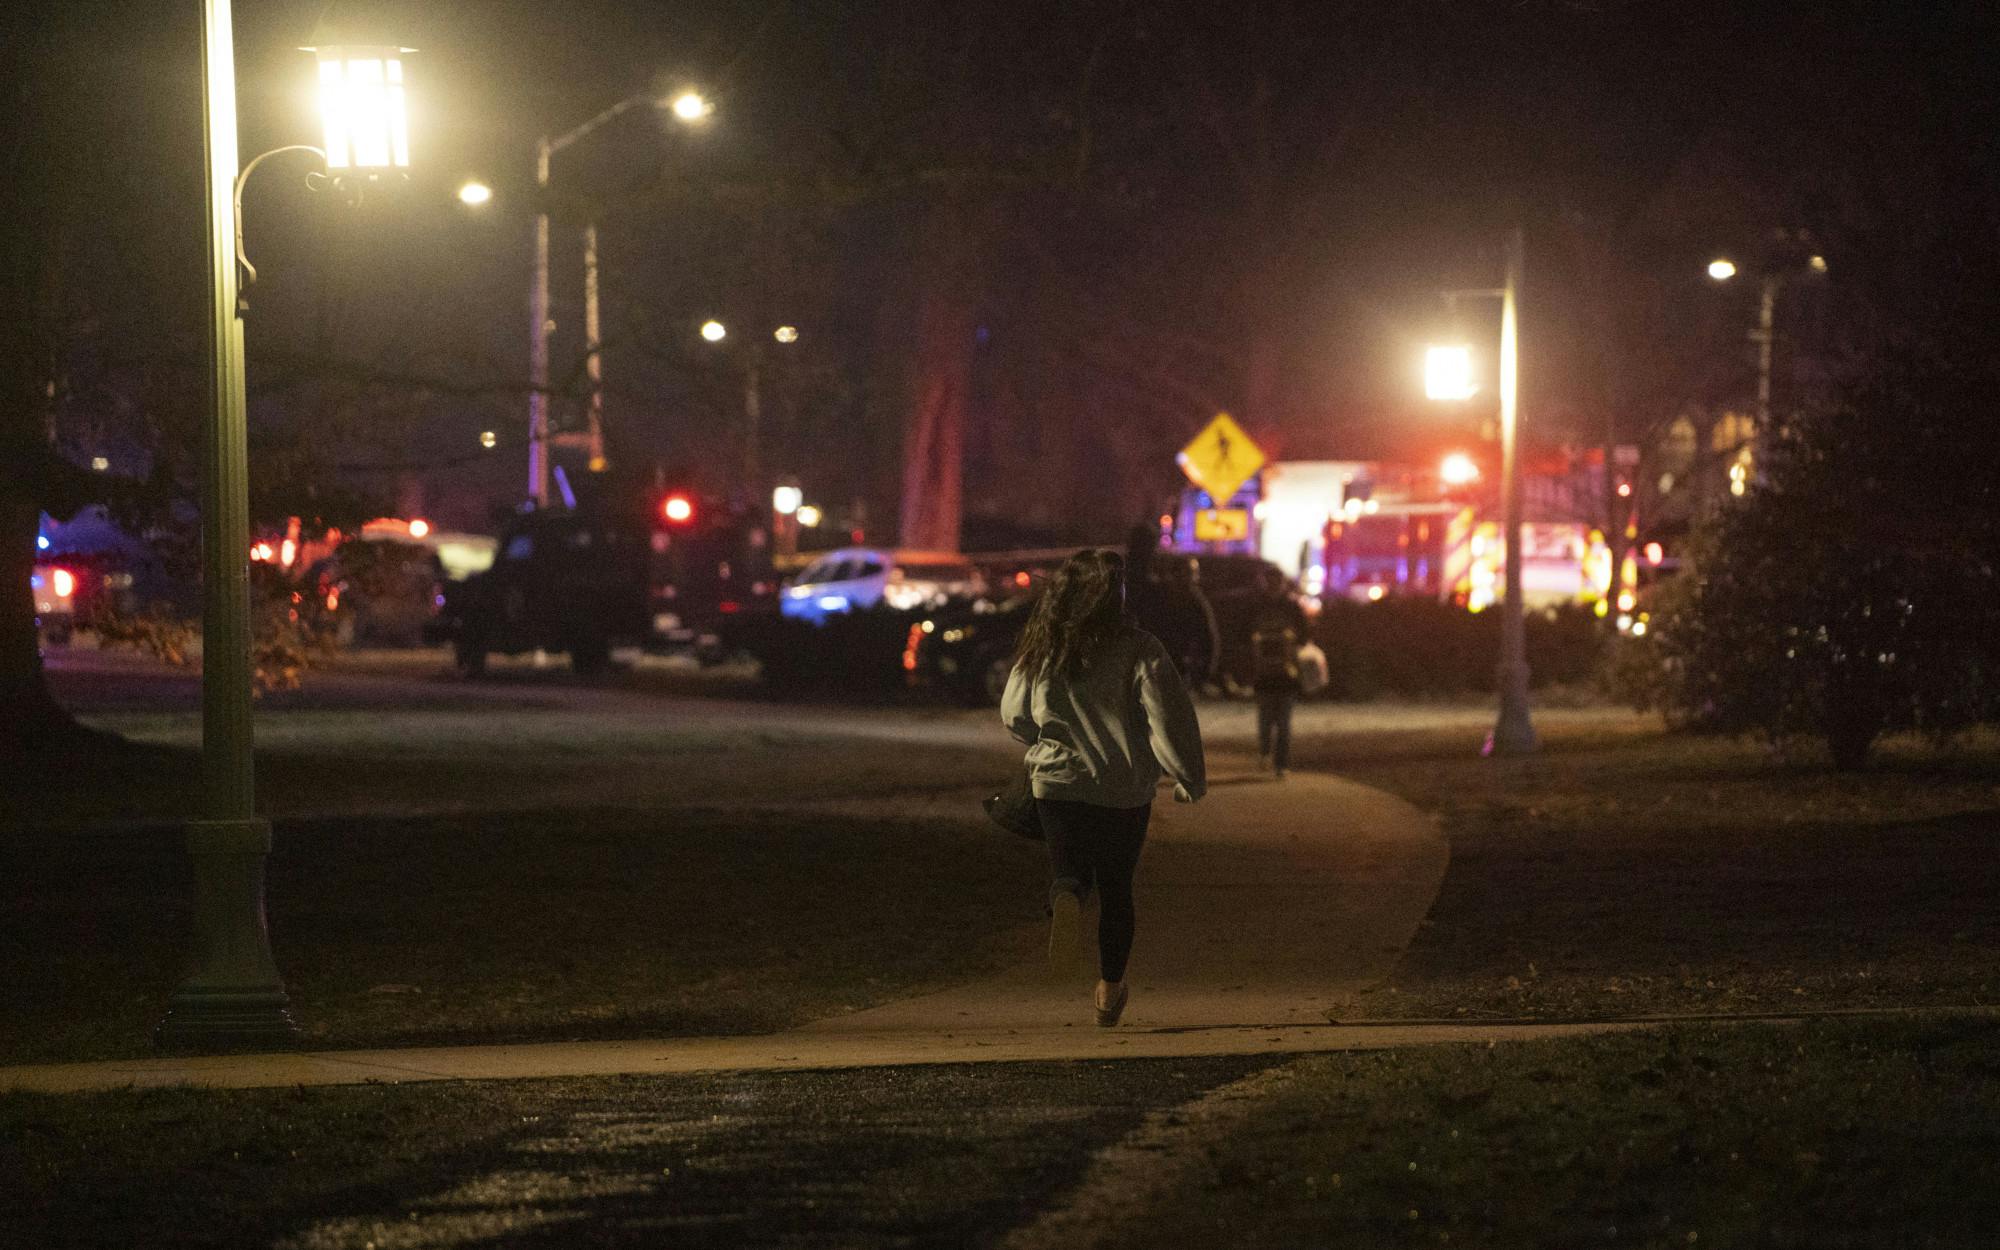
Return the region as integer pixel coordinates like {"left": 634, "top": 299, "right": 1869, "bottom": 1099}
{"left": 1177, "top": 413, "right": 1266, "bottom": 506}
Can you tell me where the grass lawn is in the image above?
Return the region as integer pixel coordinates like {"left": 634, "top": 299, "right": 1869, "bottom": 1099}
{"left": 1097, "top": 1015, "right": 2000, "bottom": 1250}
{"left": 0, "top": 805, "right": 1044, "bottom": 1066}
{"left": 1289, "top": 718, "right": 2000, "bottom": 1021}
{"left": 4, "top": 1019, "right": 1995, "bottom": 1248}
{"left": 0, "top": 1057, "right": 1269, "bottom": 1250}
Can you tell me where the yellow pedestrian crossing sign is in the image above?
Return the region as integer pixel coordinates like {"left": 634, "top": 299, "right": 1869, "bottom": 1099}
{"left": 1177, "top": 412, "right": 1265, "bottom": 505}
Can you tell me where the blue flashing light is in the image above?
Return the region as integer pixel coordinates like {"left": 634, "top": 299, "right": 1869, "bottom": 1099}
{"left": 36, "top": 535, "right": 50, "bottom": 550}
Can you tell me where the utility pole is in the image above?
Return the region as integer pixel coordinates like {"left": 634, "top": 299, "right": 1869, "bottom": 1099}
{"left": 527, "top": 136, "right": 552, "bottom": 508}
{"left": 1753, "top": 274, "right": 1776, "bottom": 429}
{"left": 743, "top": 353, "right": 762, "bottom": 487}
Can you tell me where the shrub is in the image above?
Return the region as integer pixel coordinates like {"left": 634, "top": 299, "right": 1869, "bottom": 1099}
{"left": 1308, "top": 598, "right": 1605, "bottom": 701}
{"left": 1652, "top": 343, "right": 2000, "bottom": 768}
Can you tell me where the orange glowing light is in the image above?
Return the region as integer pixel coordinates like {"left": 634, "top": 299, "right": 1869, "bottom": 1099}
{"left": 1644, "top": 542, "right": 1664, "bottom": 565}
{"left": 662, "top": 495, "right": 695, "bottom": 524}
{"left": 51, "top": 568, "right": 75, "bottom": 598}
{"left": 408, "top": 518, "right": 431, "bottom": 539}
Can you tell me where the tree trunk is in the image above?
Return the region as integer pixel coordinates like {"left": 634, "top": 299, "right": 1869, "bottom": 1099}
{"left": 1824, "top": 661, "right": 1883, "bottom": 771}
{"left": 0, "top": 483, "right": 78, "bottom": 755}
{"left": 0, "top": 13, "right": 89, "bottom": 756}
{"left": 898, "top": 286, "right": 970, "bottom": 551}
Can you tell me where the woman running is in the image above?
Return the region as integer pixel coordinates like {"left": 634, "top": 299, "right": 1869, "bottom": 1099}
{"left": 1002, "top": 549, "right": 1207, "bottom": 1026}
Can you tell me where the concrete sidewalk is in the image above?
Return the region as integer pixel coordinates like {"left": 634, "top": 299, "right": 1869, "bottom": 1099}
{"left": 2, "top": 771, "right": 1466, "bottom": 1095}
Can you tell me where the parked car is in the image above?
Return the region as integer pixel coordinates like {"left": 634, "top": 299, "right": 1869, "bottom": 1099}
{"left": 903, "top": 594, "right": 1035, "bottom": 705}
{"left": 307, "top": 541, "right": 448, "bottom": 648}
{"left": 648, "top": 508, "right": 781, "bottom": 662}
{"left": 31, "top": 562, "right": 80, "bottom": 644}
{"left": 432, "top": 509, "right": 650, "bottom": 677}
{"left": 780, "top": 547, "right": 981, "bottom": 625}
{"left": 903, "top": 549, "right": 1297, "bottom": 705}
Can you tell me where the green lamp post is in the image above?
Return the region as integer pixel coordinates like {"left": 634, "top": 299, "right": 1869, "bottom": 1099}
{"left": 157, "top": 2, "right": 412, "bottom": 1050}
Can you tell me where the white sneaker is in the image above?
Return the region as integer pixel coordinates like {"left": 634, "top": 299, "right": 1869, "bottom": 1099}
{"left": 1048, "top": 888, "right": 1082, "bottom": 973}
{"left": 1095, "top": 980, "right": 1129, "bottom": 1027}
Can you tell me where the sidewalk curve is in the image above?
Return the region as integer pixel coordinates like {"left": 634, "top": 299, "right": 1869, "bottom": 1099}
{"left": 1, "top": 771, "right": 1457, "bottom": 1095}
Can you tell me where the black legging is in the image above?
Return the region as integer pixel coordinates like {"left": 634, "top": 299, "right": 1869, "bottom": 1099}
{"left": 1256, "top": 687, "right": 1296, "bottom": 770}
{"left": 1035, "top": 797, "right": 1151, "bottom": 982}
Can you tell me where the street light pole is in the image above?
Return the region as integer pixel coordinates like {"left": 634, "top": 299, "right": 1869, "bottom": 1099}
{"left": 1427, "top": 230, "right": 1537, "bottom": 756}
{"left": 158, "top": 0, "right": 297, "bottom": 1049}
{"left": 583, "top": 221, "right": 606, "bottom": 471}
{"left": 1491, "top": 226, "right": 1537, "bottom": 756}
{"left": 527, "top": 88, "right": 710, "bottom": 506}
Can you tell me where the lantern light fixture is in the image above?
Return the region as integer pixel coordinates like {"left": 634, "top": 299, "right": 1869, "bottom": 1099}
{"left": 1424, "top": 344, "right": 1478, "bottom": 401}
{"left": 305, "top": 43, "right": 414, "bottom": 174}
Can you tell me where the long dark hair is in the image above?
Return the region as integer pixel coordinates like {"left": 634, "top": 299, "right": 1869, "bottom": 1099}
{"left": 1013, "top": 549, "right": 1128, "bottom": 680}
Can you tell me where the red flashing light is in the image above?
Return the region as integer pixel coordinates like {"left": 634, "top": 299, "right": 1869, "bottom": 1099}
{"left": 51, "top": 568, "right": 76, "bottom": 599}
{"left": 662, "top": 495, "right": 695, "bottom": 524}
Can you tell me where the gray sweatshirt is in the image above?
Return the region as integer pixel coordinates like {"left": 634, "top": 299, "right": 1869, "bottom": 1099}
{"left": 1001, "top": 626, "right": 1207, "bottom": 809}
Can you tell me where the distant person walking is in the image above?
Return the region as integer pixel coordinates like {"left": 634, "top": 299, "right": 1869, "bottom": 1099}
{"left": 1157, "top": 556, "right": 1221, "bottom": 688}
{"left": 1123, "top": 524, "right": 1220, "bottom": 688}
{"left": 1002, "top": 549, "right": 1207, "bottom": 1027}
{"left": 1247, "top": 566, "right": 1308, "bottom": 778}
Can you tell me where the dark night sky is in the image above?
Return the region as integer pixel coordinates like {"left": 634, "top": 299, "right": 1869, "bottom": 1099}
{"left": 38, "top": 0, "right": 1998, "bottom": 533}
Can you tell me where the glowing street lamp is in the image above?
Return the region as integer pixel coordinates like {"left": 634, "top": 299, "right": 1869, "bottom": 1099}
{"left": 1707, "top": 248, "right": 1824, "bottom": 458}
{"left": 772, "top": 485, "right": 804, "bottom": 515}
{"left": 456, "top": 180, "right": 493, "bottom": 206}
{"left": 773, "top": 325, "right": 800, "bottom": 344}
{"left": 306, "top": 44, "right": 412, "bottom": 174}
{"left": 1440, "top": 451, "right": 1481, "bottom": 487}
{"left": 701, "top": 319, "right": 728, "bottom": 342}
{"left": 796, "top": 504, "right": 823, "bottom": 528}
{"left": 528, "top": 84, "right": 715, "bottom": 506}
{"left": 1424, "top": 345, "right": 1479, "bottom": 401}
{"left": 671, "top": 90, "right": 714, "bottom": 122}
